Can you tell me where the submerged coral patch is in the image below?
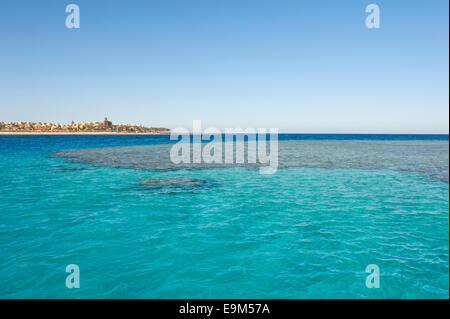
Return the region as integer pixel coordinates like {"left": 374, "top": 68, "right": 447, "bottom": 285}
{"left": 52, "top": 140, "right": 449, "bottom": 182}
{"left": 139, "top": 177, "right": 212, "bottom": 190}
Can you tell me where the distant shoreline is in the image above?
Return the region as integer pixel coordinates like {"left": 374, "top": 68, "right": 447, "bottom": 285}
{"left": 0, "top": 131, "right": 170, "bottom": 135}
{"left": 0, "top": 118, "right": 170, "bottom": 134}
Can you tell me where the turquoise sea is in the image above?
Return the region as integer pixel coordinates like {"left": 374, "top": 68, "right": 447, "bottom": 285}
{"left": 0, "top": 134, "right": 448, "bottom": 298}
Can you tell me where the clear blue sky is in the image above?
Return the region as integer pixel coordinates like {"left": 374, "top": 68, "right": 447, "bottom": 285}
{"left": 0, "top": 0, "right": 448, "bottom": 133}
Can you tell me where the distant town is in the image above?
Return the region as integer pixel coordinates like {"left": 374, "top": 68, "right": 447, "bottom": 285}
{"left": 0, "top": 117, "right": 170, "bottom": 134}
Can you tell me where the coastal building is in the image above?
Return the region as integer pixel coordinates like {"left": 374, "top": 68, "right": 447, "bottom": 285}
{"left": 103, "top": 117, "right": 112, "bottom": 129}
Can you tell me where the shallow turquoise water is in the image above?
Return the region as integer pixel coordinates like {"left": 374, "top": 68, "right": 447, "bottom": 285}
{"left": 0, "top": 136, "right": 448, "bottom": 298}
